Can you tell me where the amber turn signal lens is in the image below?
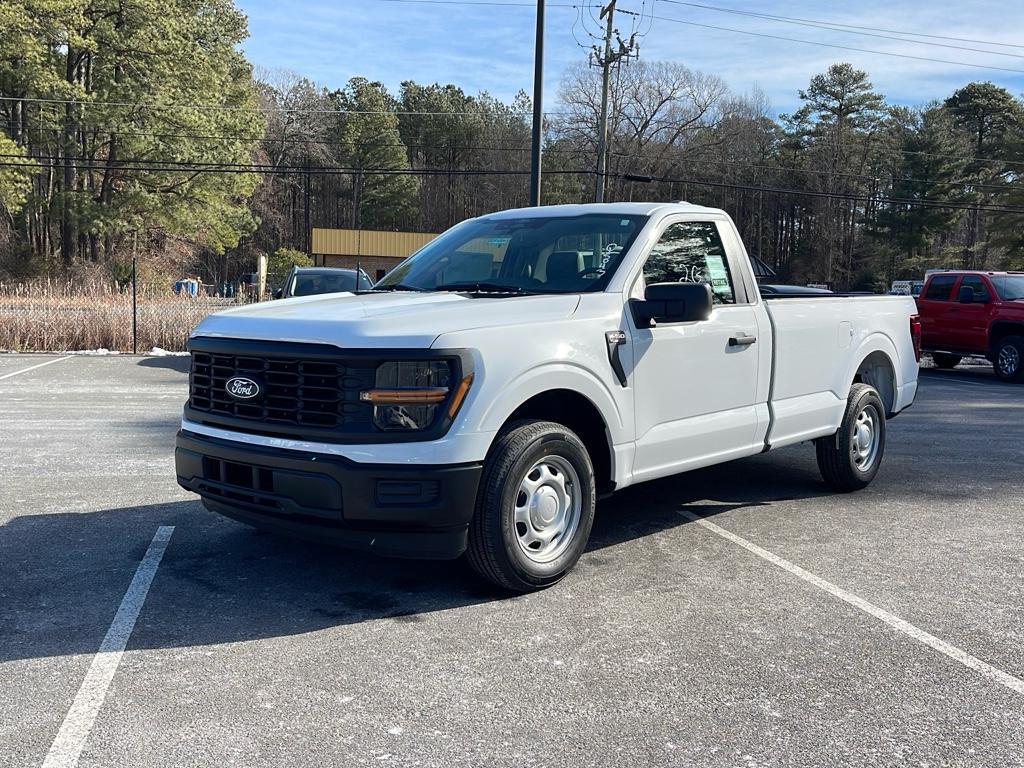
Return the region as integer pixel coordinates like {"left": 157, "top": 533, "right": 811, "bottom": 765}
{"left": 447, "top": 373, "right": 474, "bottom": 418}
{"left": 359, "top": 387, "right": 449, "bottom": 405}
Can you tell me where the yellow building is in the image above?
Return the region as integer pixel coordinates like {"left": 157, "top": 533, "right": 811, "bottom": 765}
{"left": 311, "top": 228, "right": 437, "bottom": 280}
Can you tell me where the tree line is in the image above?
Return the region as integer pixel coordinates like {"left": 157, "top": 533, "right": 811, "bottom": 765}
{"left": 1, "top": 0, "right": 1022, "bottom": 290}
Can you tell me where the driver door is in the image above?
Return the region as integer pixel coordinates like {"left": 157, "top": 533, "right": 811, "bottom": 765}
{"left": 628, "top": 219, "right": 764, "bottom": 483}
{"left": 949, "top": 275, "right": 993, "bottom": 351}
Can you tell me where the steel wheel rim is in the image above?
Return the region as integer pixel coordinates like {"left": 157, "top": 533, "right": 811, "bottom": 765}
{"left": 998, "top": 344, "right": 1020, "bottom": 376}
{"left": 513, "top": 455, "right": 582, "bottom": 564}
{"left": 851, "top": 404, "right": 881, "bottom": 472}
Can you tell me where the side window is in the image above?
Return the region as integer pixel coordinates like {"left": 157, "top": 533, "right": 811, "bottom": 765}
{"left": 923, "top": 275, "right": 956, "bottom": 300}
{"left": 643, "top": 222, "right": 736, "bottom": 304}
{"left": 959, "top": 276, "right": 990, "bottom": 302}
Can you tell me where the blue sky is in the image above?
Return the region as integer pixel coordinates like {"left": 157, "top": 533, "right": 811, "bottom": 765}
{"left": 236, "top": 0, "right": 1024, "bottom": 116}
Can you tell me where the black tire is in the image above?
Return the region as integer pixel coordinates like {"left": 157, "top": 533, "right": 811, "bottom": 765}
{"left": 815, "top": 383, "right": 886, "bottom": 493}
{"left": 931, "top": 352, "right": 962, "bottom": 370}
{"left": 466, "top": 420, "right": 596, "bottom": 592}
{"left": 993, "top": 335, "right": 1024, "bottom": 382}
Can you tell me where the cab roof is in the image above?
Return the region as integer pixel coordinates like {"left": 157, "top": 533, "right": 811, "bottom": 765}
{"left": 479, "top": 201, "right": 726, "bottom": 220}
{"left": 927, "top": 270, "right": 1024, "bottom": 276}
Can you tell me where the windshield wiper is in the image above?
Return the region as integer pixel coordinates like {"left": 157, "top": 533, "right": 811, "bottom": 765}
{"left": 435, "top": 281, "right": 536, "bottom": 295}
{"left": 369, "top": 282, "right": 428, "bottom": 292}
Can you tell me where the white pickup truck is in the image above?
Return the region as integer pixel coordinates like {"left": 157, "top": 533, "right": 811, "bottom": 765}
{"left": 176, "top": 202, "right": 921, "bottom": 591}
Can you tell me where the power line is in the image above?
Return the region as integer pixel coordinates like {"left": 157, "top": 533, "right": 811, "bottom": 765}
{"left": 657, "top": 1, "right": 1024, "bottom": 51}
{"left": 0, "top": 155, "right": 588, "bottom": 176}
{"left": 607, "top": 170, "right": 1024, "bottom": 214}
{"left": 705, "top": 13, "right": 1024, "bottom": 61}
{"left": 4, "top": 122, "right": 553, "bottom": 153}
{"left": 4, "top": 154, "right": 1021, "bottom": 215}
{"left": 10, "top": 100, "right": 1018, "bottom": 176}
{"left": 376, "top": 0, "right": 591, "bottom": 5}
{"left": 8, "top": 119, "right": 1022, "bottom": 185}
{"left": 12, "top": 113, "right": 1024, "bottom": 169}
{"left": 647, "top": 13, "right": 1024, "bottom": 74}
{"left": 11, "top": 108, "right": 1024, "bottom": 173}
{"left": 608, "top": 150, "right": 1017, "bottom": 191}
{"left": 0, "top": 95, "right": 556, "bottom": 116}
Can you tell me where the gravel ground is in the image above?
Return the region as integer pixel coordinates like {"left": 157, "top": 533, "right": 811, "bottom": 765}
{"left": 1, "top": 355, "right": 1022, "bottom": 768}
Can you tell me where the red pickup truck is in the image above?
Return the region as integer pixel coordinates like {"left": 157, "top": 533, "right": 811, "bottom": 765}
{"left": 916, "top": 271, "right": 1024, "bottom": 382}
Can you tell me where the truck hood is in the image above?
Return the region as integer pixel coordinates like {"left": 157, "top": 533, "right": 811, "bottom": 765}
{"left": 191, "top": 291, "right": 582, "bottom": 348}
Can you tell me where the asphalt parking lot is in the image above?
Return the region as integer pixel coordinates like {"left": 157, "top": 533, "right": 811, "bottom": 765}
{"left": 2, "top": 354, "right": 1023, "bottom": 767}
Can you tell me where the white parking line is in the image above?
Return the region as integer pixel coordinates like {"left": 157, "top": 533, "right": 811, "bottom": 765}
{"left": 919, "top": 374, "right": 993, "bottom": 389}
{"left": 681, "top": 511, "right": 1024, "bottom": 697}
{"left": 41, "top": 526, "right": 175, "bottom": 768}
{"left": 0, "top": 356, "right": 70, "bottom": 381}
{"left": 918, "top": 371, "right": 1018, "bottom": 391}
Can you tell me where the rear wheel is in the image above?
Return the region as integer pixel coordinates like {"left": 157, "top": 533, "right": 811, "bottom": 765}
{"left": 931, "top": 352, "right": 962, "bottom": 370}
{"left": 467, "top": 420, "right": 596, "bottom": 592}
{"left": 815, "top": 383, "right": 886, "bottom": 492}
{"left": 993, "top": 336, "right": 1024, "bottom": 382}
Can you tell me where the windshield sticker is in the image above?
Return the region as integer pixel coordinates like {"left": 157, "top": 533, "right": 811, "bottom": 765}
{"left": 488, "top": 237, "right": 511, "bottom": 245}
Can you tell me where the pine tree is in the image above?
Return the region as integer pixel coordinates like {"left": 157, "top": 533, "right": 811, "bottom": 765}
{"left": 330, "top": 78, "right": 419, "bottom": 231}
{"left": 873, "top": 105, "right": 969, "bottom": 278}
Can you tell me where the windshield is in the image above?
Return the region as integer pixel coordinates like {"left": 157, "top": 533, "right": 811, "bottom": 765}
{"left": 290, "top": 271, "right": 372, "bottom": 296}
{"left": 375, "top": 214, "right": 647, "bottom": 294}
{"left": 991, "top": 275, "right": 1024, "bottom": 301}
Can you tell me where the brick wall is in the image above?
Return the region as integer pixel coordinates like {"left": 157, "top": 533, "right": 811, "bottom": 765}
{"left": 317, "top": 254, "right": 404, "bottom": 281}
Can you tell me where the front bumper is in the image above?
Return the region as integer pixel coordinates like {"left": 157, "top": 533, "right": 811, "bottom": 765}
{"left": 175, "top": 430, "right": 482, "bottom": 559}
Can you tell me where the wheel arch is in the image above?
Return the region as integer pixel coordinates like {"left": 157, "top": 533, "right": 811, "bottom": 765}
{"left": 482, "top": 377, "right": 619, "bottom": 495}
{"left": 989, "top": 320, "right": 1024, "bottom": 350}
{"left": 846, "top": 336, "right": 900, "bottom": 417}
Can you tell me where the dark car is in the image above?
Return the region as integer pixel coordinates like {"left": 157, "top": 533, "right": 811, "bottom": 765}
{"left": 279, "top": 267, "right": 374, "bottom": 299}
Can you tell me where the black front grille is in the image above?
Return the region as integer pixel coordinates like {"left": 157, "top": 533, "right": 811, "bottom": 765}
{"left": 200, "top": 455, "right": 281, "bottom": 510}
{"left": 196, "top": 453, "right": 344, "bottom": 520}
{"left": 189, "top": 350, "right": 376, "bottom": 431}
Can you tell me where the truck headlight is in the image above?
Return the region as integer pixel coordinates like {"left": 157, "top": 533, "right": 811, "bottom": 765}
{"left": 360, "top": 360, "right": 472, "bottom": 431}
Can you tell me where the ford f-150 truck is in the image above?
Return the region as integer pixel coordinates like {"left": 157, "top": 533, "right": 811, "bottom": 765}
{"left": 175, "top": 202, "right": 920, "bottom": 591}
{"left": 915, "top": 270, "right": 1024, "bottom": 381}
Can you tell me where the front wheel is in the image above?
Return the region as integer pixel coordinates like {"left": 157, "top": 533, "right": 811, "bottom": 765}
{"left": 815, "top": 383, "right": 886, "bottom": 492}
{"left": 993, "top": 336, "right": 1024, "bottom": 382}
{"left": 467, "top": 420, "right": 596, "bottom": 592}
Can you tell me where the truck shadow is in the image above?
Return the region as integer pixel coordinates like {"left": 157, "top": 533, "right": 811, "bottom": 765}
{"left": 0, "top": 452, "right": 829, "bottom": 663}
{"left": 588, "top": 450, "right": 827, "bottom": 553}
{"left": 136, "top": 355, "right": 191, "bottom": 373}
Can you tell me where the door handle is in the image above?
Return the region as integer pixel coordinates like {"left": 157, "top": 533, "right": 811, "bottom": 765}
{"left": 729, "top": 333, "right": 757, "bottom": 347}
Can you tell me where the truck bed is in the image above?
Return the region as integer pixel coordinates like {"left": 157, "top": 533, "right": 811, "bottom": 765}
{"left": 762, "top": 294, "right": 919, "bottom": 450}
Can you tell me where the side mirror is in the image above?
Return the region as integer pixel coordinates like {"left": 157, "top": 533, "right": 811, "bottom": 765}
{"left": 630, "top": 282, "right": 713, "bottom": 328}
{"left": 957, "top": 285, "right": 975, "bottom": 304}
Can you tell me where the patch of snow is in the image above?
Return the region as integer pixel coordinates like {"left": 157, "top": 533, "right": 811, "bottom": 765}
{"left": 68, "top": 348, "right": 121, "bottom": 356}
{"left": 148, "top": 346, "right": 189, "bottom": 357}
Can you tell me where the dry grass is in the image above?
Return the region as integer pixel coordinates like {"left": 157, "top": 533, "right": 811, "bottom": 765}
{"left": 0, "top": 280, "right": 254, "bottom": 352}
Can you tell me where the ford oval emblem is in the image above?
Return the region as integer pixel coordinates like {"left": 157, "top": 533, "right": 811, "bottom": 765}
{"left": 225, "top": 376, "right": 262, "bottom": 400}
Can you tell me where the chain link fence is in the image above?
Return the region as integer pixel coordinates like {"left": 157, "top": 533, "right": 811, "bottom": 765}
{"left": 0, "top": 279, "right": 256, "bottom": 353}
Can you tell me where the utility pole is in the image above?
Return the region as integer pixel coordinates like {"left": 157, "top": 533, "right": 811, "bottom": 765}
{"left": 131, "top": 231, "right": 138, "bottom": 354}
{"left": 592, "top": 0, "right": 638, "bottom": 202}
{"left": 303, "top": 157, "right": 311, "bottom": 258}
{"left": 529, "top": 0, "right": 545, "bottom": 207}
